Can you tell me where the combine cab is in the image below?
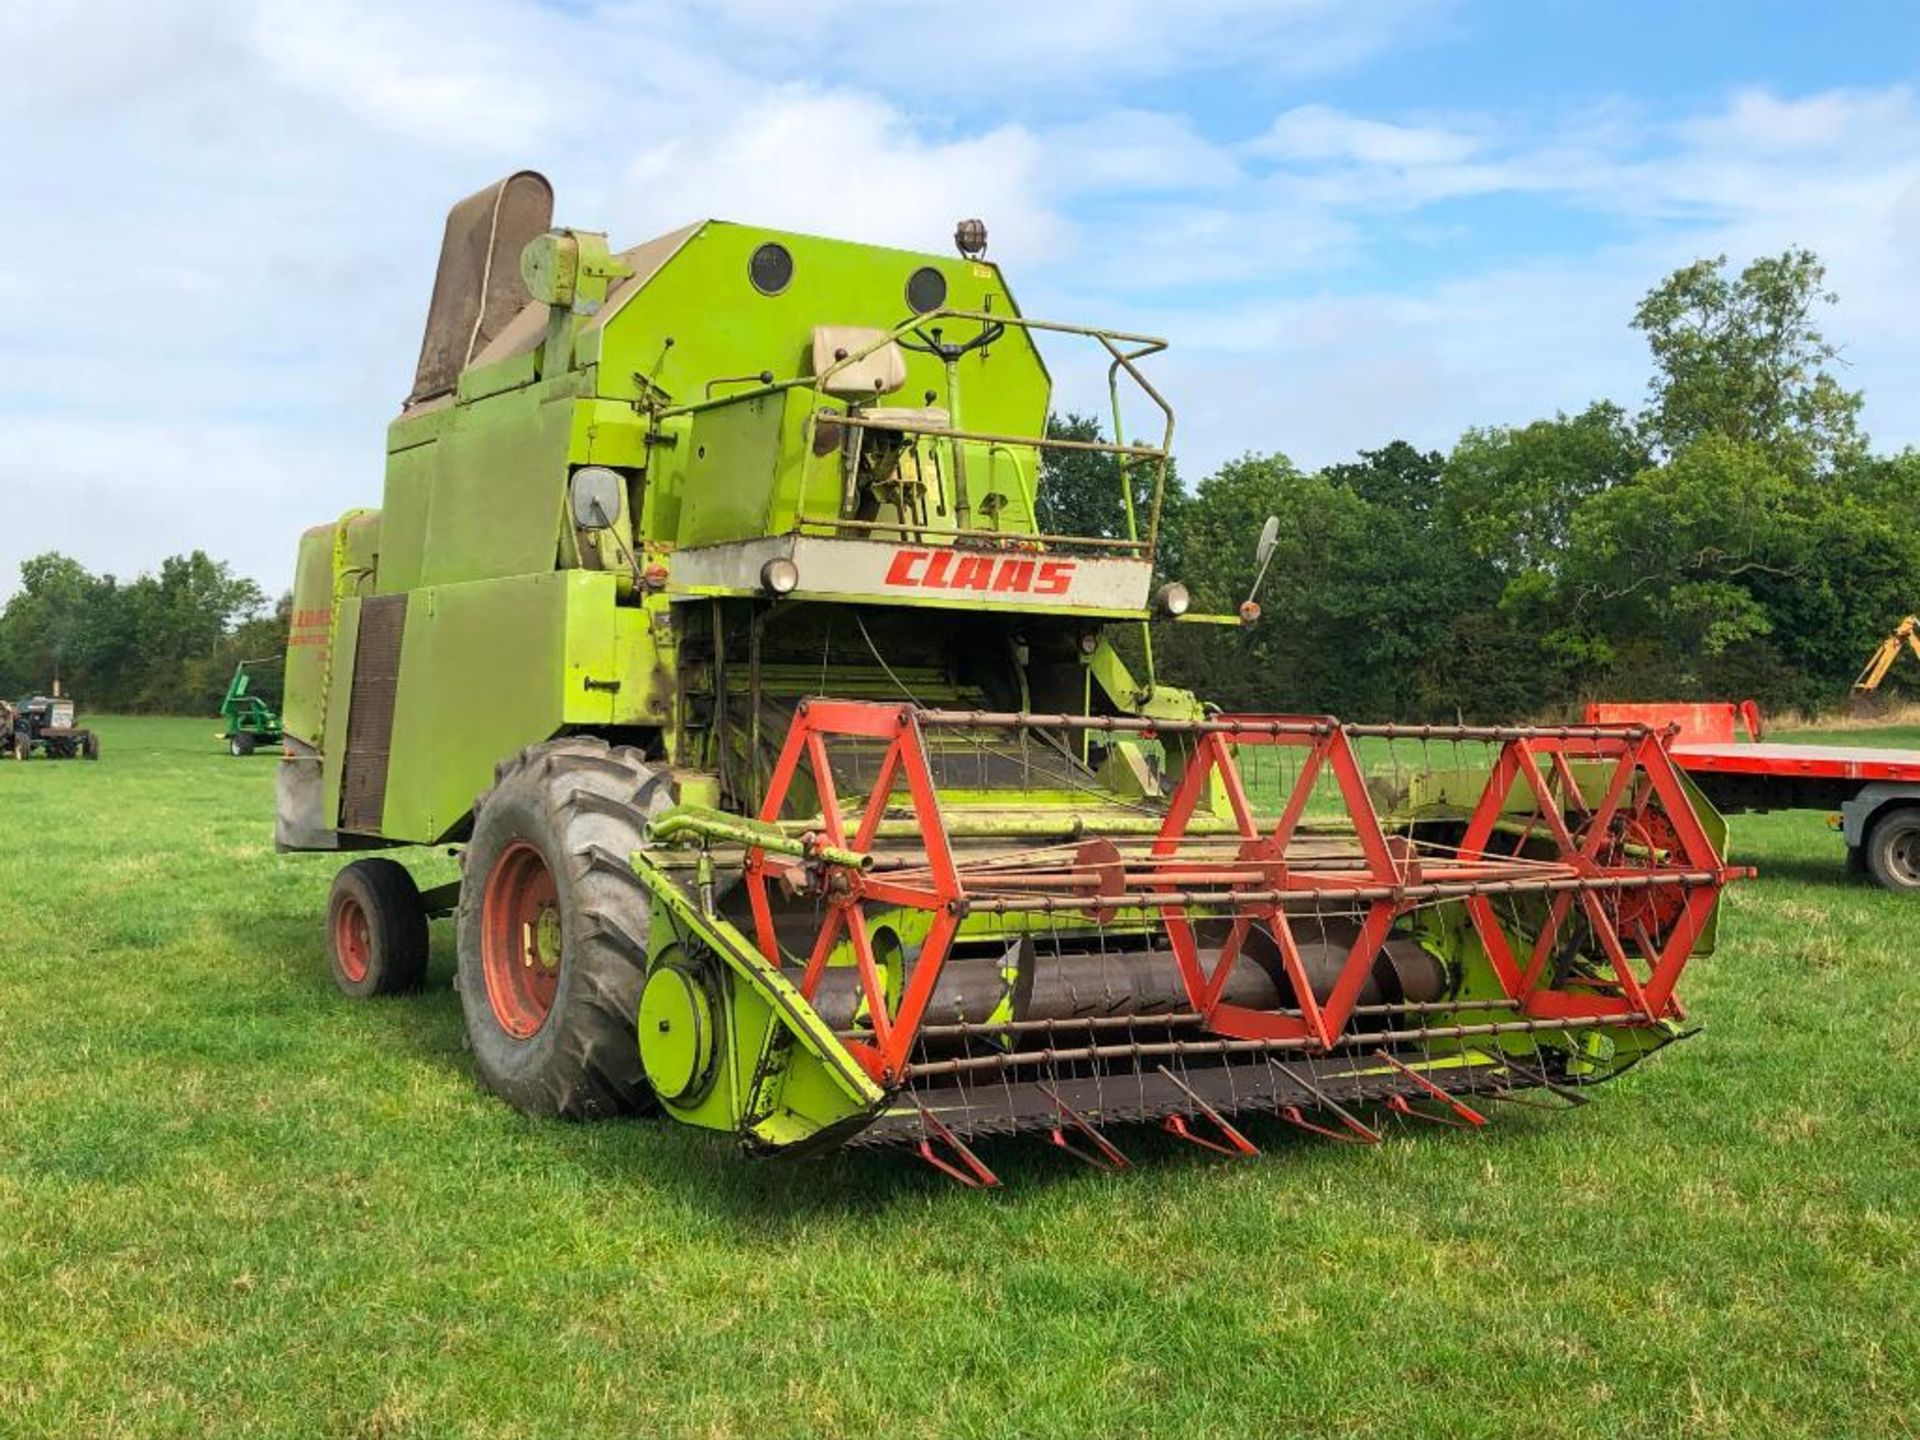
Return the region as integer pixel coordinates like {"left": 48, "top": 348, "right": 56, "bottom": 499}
{"left": 280, "top": 172, "right": 1745, "bottom": 1176}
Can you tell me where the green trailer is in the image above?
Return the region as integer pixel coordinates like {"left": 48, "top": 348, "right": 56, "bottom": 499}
{"left": 218, "top": 658, "right": 283, "bottom": 756}
{"left": 278, "top": 172, "right": 1743, "bottom": 1177}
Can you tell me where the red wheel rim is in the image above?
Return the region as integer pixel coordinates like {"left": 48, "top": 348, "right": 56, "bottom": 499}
{"left": 1582, "top": 806, "right": 1686, "bottom": 947}
{"left": 333, "top": 895, "right": 372, "bottom": 984}
{"left": 481, "top": 841, "right": 563, "bottom": 1038}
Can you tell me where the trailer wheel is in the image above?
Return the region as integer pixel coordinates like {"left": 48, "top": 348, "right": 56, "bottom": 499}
{"left": 328, "top": 858, "right": 429, "bottom": 996}
{"left": 230, "top": 733, "right": 256, "bottom": 757}
{"left": 1865, "top": 808, "right": 1920, "bottom": 892}
{"left": 456, "top": 737, "right": 668, "bottom": 1120}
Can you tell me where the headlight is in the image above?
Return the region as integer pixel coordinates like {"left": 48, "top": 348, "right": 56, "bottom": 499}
{"left": 760, "top": 557, "right": 800, "bottom": 596}
{"left": 1153, "top": 582, "right": 1191, "bottom": 618}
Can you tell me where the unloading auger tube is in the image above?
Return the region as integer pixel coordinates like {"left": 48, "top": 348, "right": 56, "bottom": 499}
{"left": 628, "top": 703, "right": 1747, "bottom": 1181}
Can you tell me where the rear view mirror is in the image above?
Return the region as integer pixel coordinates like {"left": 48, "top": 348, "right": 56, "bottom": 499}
{"left": 1242, "top": 515, "right": 1281, "bottom": 623}
{"left": 569, "top": 466, "right": 623, "bottom": 529}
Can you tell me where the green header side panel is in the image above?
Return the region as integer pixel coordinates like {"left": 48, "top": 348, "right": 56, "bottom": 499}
{"left": 374, "top": 570, "right": 653, "bottom": 843}
{"left": 283, "top": 525, "right": 337, "bottom": 746}
{"left": 405, "top": 386, "right": 577, "bottom": 591}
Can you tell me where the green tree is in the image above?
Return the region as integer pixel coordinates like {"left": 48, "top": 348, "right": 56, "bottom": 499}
{"left": 1037, "top": 412, "right": 1186, "bottom": 577}
{"left": 1323, "top": 439, "right": 1446, "bottom": 516}
{"left": 1443, "top": 402, "right": 1646, "bottom": 581}
{"left": 0, "top": 553, "right": 116, "bottom": 698}
{"left": 1166, "top": 446, "right": 1513, "bottom": 719}
{"left": 1554, "top": 434, "right": 1918, "bottom": 709}
{"left": 1632, "top": 248, "right": 1864, "bottom": 476}
{"left": 0, "top": 551, "right": 272, "bottom": 713}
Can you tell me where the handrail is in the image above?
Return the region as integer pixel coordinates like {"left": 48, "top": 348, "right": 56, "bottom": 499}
{"left": 657, "top": 307, "right": 1175, "bottom": 561}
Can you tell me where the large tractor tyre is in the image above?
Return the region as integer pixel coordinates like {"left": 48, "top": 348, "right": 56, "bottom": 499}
{"left": 328, "top": 858, "right": 430, "bottom": 997}
{"left": 455, "top": 737, "right": 669, "bottom": 1120}
{"left": 230, "top": 733, "right": 256, "bottom": 758}
{"left": 1865, "top": 808, "right": 1920, "bottom": 892}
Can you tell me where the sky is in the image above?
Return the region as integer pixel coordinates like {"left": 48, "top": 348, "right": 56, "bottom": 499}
{"left": 4, "top": 0, "right": 1920, "bottom": 600}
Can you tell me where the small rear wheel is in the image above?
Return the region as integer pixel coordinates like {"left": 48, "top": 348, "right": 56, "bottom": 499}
{"left": 1865, "top": 808, "right": 1920, "bottom": 892}
{"left": 328, "top": 858, "right": 430, "bottom": 996}
{"left": 230, "top": 733, "right": 256, "bottom": 757}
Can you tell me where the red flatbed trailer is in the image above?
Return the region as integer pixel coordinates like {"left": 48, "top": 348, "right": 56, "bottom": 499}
{"left": 1586, "top": 701, "right": 1920, "bottom": 891}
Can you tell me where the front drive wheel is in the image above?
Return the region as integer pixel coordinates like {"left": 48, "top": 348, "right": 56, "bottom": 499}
{"left": 328, "top": 858, "right": 429, "bottom": 996}
{"left": 1866, "top": 808, "right": 1920, "bottom": 892}
{"left": 230, "top": 733, "right": 255, "bottom": 757}
{"left": 456, "top": 738, "right": 668, "bottom": 1119}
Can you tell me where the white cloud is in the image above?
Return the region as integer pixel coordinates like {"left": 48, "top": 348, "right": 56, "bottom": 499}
{"left": 1682, "top": 85, "right": 1918, "bottom": 155}
{"left": 1249, "top": 103, "right": 1483, "bottom": 166}
{"left": 245, "top": 0, "right": 575, "bottom": 153}
{"left": 614, "top": 89, "right": 1063, "bottom": 264}
{"left": 645, "top": 0, "right": 1448, "bottom": 94}
{"left": 3, "top": 0, "right": 1920, "bottom": 606}
{"left": 1045, "top": 110, "right": 1244, "bottom": 195}
{"left": 1089, "top": 87, "right": 1920, "bottom": 474}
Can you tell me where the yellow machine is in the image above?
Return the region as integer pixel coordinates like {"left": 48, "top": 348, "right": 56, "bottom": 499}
{"left": 1851, "top": 616, "right": 1920, "bottom": 698}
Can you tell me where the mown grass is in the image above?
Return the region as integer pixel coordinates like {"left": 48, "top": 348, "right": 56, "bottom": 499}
{"left": 1, "top": 717, "right": 1914, "bottom": 1438}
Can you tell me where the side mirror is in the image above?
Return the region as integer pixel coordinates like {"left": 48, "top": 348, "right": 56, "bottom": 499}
{"left": 1243, "top": 514, "right": 1280, "bottom": 623}
{"left": 569, "top": 466, "right": 623, "bottom": 529}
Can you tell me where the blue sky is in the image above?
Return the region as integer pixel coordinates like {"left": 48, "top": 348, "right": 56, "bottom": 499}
{"left": 4, "top": 0, "right": 1919, "bottom": 598}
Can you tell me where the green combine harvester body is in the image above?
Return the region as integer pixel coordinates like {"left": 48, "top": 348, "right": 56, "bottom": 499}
{"left": 282, "top": 173, "right": 1743, "bottom": 1175}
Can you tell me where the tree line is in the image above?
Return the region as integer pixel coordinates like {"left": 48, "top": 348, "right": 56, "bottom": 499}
{"left": 0, "top": 552, "right": 286, "bottom": 715}
{"left": 3, "top": 247, "right": 1913, "bottom": 721}
{"left": 1048, "top": 247, "right": 1920, "bottom": 720}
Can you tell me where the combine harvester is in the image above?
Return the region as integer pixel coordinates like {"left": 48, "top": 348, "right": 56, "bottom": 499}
{"left": 279, "top": 173, "right": 1745, "bottom": 1179}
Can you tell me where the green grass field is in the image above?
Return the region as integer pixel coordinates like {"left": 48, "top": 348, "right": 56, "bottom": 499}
{"left": 2, "top": 717, "right": 1914, "bottom": 1438}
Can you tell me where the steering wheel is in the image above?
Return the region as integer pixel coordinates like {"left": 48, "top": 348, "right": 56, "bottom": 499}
{"left": 896, "top": 318, "right": 1005, "bottom": 361}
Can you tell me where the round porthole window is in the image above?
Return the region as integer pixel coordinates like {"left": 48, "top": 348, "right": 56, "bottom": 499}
{"left": 906, "top": 265, "right": 948, "bottom": 314}
{"left": 749, "top": 242, "right": 794, "bottom": 296}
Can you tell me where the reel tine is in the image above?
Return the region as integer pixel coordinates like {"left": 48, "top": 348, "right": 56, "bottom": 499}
{"left": 1268, "top": 1059, "right": 1381, "bottom": 1144}
{"left": 1385, "top": 1094, "right": 1479, "bottom": 1130}
{"left": 909, "top": 1098, "right": 1001, "bottom": 1189}
{"left": 1037, "top": 1083, "right": 1130, "bottom": 1173}
{"left": 1276, "top": 1104, "right": 1376, "bottom": 1144}
{"left": 1155, "top": 1065, "right": 1259, "bottom": 1158}
{"left": 1373, "top": 1049, "right": 1489, "bottom": 1129}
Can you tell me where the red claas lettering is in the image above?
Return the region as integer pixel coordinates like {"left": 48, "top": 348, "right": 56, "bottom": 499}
{"left": 883, "top": 549, "right": 1082, "bottom": 599}
{"left": 1034, "top": 560, "right": 1074, "bottom": 596}
{"left": 882, "top": 548, "right": 1077, "bottom": 596}
{"left": 883, "top": 550, "right": 930, "bottom": 585}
